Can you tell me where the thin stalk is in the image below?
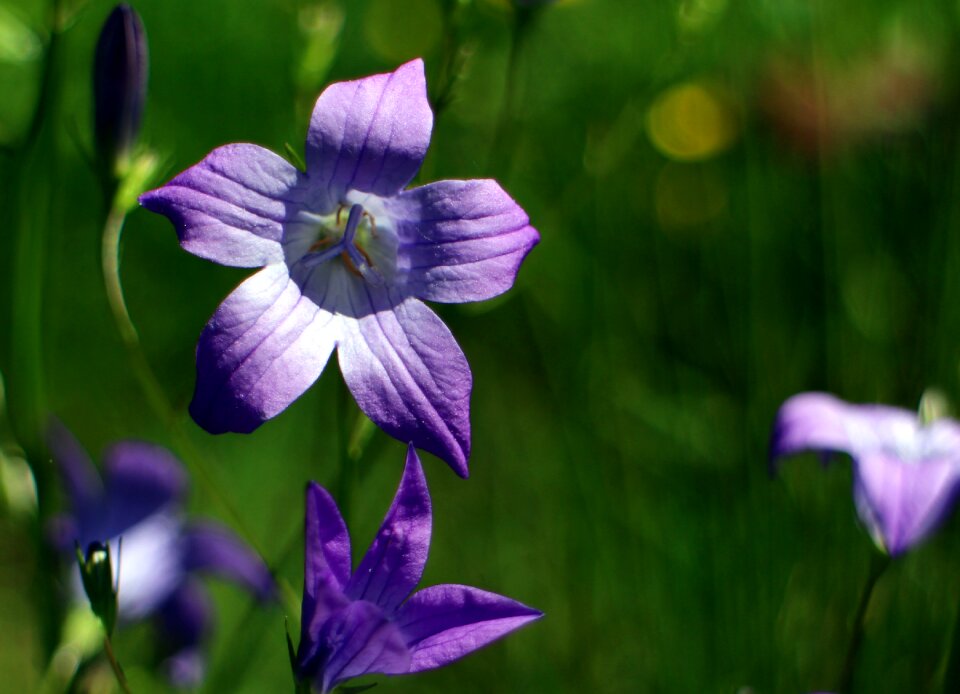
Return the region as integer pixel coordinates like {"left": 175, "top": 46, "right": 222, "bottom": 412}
{"left": 8, "top": 0, "right": 66, "bottom": 454}
{"left": 488, "top": 7, "right": 534, "bottom": 167}
{"left": 837, "top": 552, "right": 890, "bottom": 693}
{"left": 102, "top": 635, "right": 132, "bottom": 694}
{"left": 99, "top": 199, "right": 300, "bottom": 617}
{"left": 429, "top": 0, "right": 464, "bottom": 118}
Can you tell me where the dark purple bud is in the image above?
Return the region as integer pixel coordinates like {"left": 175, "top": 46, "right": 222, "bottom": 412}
{"left": 93, "top": 4, "right": 148, "bottom": 175}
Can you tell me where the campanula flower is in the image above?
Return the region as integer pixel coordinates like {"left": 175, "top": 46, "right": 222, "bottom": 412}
{"left": 770, "top": 392, "right": 960, "bottom": 556}
{"left": 294, "top": 445, "right": 541, "bottom": 693}
{"left": 93, "top": 4, "right": 148, "bottom": 176}
{"left": 139, "top": 59, "right": 539, "bottom": 477}
{"left": 47, "top": 421, "right": 275, "bottom": 685}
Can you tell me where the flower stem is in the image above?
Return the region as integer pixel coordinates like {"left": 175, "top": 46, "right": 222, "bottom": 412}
{"left": 488, "top": 7, "right": 534, "bottom": 167}
{"left": 837, "top": 551, "right": 890, "bottom": 693}
{"left": 102, "top": 634, "right": 132, "bottom": 694}
{"left": 99, "top": 199, "right": 300, "bottom": 617}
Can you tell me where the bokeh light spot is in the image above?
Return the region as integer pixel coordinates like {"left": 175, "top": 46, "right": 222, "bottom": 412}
{"left": 0, "top": 6, "right": 40, "bottom": 64}
{"left": 646, "top": 82, "right": 737, "bottom": 161}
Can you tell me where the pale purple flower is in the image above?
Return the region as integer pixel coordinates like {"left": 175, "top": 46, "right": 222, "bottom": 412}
{"left": 294, "top": 445, "right": 542, "bottom": 693}
{"left": 770, "top": 392, "right": 960, "bottom": 556}
{"left": 139, "top": 59, "right": 539, "bottom": 477}
{"left": 47, "top": 421, "right": 275, "bottom": 686}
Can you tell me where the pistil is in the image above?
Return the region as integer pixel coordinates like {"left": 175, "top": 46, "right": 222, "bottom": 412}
{"left": 301, "top": 203, "right": 382, "bottom": 284}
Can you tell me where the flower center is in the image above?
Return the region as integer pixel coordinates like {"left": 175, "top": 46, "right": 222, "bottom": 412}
{"left": 299, "top": 203, "right": 383, "bottom": 284}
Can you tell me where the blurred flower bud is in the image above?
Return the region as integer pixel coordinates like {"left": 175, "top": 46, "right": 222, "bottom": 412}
{"left": 93, "top": 4, "right": 148, "bottom": 179}
{"left": 75, "top": 541, "right": 118, "bottom": 636}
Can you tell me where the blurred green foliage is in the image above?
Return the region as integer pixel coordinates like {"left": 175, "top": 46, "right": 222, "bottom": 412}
{"left": 4, "top": 0, "right": 960, "bottom": 691}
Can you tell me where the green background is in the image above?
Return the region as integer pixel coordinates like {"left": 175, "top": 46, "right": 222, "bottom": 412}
{"left": 4, "top": 0, "right": 960, "bottom": 691}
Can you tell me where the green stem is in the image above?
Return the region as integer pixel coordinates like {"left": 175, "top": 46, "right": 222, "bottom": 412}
{"left": 837, "top": 552, "right": 890, "bottom": 693}
{"left": 488, "top": 7, "right": 533, "bottom": 167}
{"left": 99, "top": 199, "right": 300, "bottom": 617}
{"left": 102, "top": 635, "right": 132, "bottom": 694}
{"left": 8, "top": 0, "right": 66, "bottom": 455}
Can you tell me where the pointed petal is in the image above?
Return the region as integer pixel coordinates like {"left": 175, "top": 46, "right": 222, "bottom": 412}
{"left": 309, "top": 601, "right": 411, "bottom": 693}
{"left": 338, "top": 291, "right": 471, "bottom": 476}
{"left": 181, "top": 521, "right": 275, "bottom": 599}
{"left": 156, "top": 581, "right": 211, "bottom": 687}
{"left": 101, "top": 442, "right": 187, "bottom": 537}
{"left": 394, "top": 584, "right": 542, "bottom": 672}
{"left": 345, "top": 447, "right": 431, "bottom": 613}
{"left": 853, "top": 453, "right": 960, "bottom": 555}
{"left": 139, "top": 144, "right": 305, "bottom": 267}
{"left": 300, "top": 482, "right": 352, "bottom": 643}
{"left": 391, "top": 179, "right": 540, "bottom": 303}
{"left": 190, "top": 264, "right": 339, "bottom": 434}
{"left": 769, "top": 392, "right": 859, "bottom": 464}
{"left": 46, "top": 419, "right": 102, "bottom": 525}
{"left": 305, "top": 59, "right": 432, "bottom": 200}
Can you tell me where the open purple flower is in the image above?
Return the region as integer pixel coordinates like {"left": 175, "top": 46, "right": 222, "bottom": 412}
{"left": 47, "top": 421, "right": 275, "bottom": 686}
{"left": 294, "top": 445, "right": 541, "bottom": 693}
{"left": 139, "top": 59, "right": 539, "bottom": 477}
{"left": 770, "top": 392, "right": 960, "bottom": 556}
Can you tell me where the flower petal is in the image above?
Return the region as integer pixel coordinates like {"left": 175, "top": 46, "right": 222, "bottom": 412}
{"left": 338, "top": 290, "right": 471, "bottom": 476}
{"left": 181, "top": 521, "right": 275, "bottom": 599}
{"left": 391, "top": 179, "right": 540, "bottom": 303}
{"left": 300, "top": 482, "right": 352, "bottom": 644}
{"left": 310, "top": 601, "right": 411, "bottom": 694}
{"left": 769, "top": 392, "right": 859, "bottom": 464}
{"left": 345, "top": 446, "right": 431, "bottom": 613}
{"left": 46, "top": 419, "right": 102, "bottom": 527}
{"left": 111, "top": 510, "right": 185, "bottom": 619}
{"left": 305, "top": 59, "right": 432, "bottom": 201}
{"left": 190, "top": 264, "right": 339, "bottom": 434}
{"left": 156, "top": 581, "right": 211, "bottom": 687}
{"left": 139, "top": 144, "right": 305, "bottom": 267}
{"left": 101, "top": 442, "right": 187, "bottom": 538}
{"left": 394, "top": 584, "right": 543, "bottom": 672}
{"left": 853, "top": 453, "right": 960, "bottom": 556}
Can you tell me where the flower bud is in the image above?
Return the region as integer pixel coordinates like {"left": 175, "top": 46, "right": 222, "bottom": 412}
{"left": 75, "top": 541, "right": 118, "bottom": 636}
{"left": 93, "top": 4, "right": 148, "bottom": 178}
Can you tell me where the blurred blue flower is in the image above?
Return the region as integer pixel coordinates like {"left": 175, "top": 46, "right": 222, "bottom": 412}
{"left": 93, "top": 3, "right": 148, "bottom": 176}
{"left": 770, "top": 392, "right": 960, "bottom": 556}
{"left": 140, "top": 58, "right": 539, "bottom": 478}
{"left": 47, "top": 421, "right": 275, "bottom": 686}
{"left": 294, "top": 445, "right": 542, "bottom": 693}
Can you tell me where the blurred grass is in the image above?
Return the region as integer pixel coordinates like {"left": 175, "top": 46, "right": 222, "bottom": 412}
{"left": 4, "top": 0, "right": 960, "bottom": 691}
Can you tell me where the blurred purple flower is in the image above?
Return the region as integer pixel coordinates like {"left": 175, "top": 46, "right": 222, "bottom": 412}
{"left": 47, "top": 421, "right": 275, "bottom": 686}
{"left": 770, "top": 392, "right": 960, "bottom": 556}
{"left": 93, "top": 3, "right": 148, "bottom": 174}
{"left": 294, "top": 445, "right": 541, "bottom": 693}
{"left": 139, "top": 59, "right": 539, "bottom": 477}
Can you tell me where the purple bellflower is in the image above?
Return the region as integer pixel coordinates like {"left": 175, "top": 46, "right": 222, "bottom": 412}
{"left": 294, "top": 445, "right": 542, "bottom": 693}
{"left": 139, "top": 59, "right": 539, "bottom": 477}
{"left": 770, "top": 392, "right": 960, "bottom": 556}
{"left": 47, "top": 422, "right": 275, "bottom": 686}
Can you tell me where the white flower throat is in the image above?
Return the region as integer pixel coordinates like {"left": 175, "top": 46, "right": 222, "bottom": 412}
{"left": 299, "top": 203, "right": 386, "bottom": 285}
